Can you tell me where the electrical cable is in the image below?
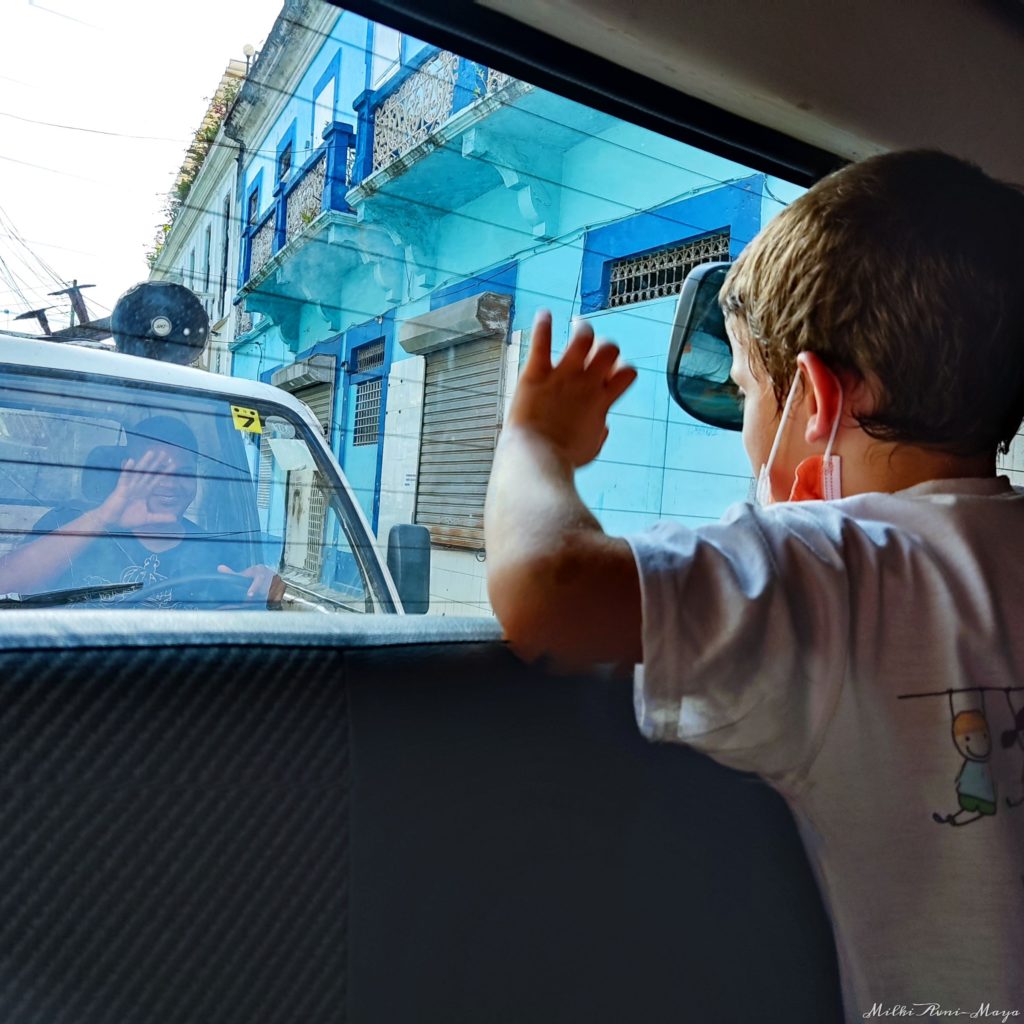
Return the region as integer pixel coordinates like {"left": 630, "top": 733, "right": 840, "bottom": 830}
{"left": 0, "top": 16, "right": 798, "bottom": 206}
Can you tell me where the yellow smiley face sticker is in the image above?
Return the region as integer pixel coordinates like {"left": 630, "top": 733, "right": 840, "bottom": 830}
{"left": 230, "top": 405, "right": 263, "bottom": 433}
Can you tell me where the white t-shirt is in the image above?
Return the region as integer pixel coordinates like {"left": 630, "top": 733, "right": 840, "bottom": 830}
{"left": 627, "top": 477, "right": 1024, "bottom": 1021}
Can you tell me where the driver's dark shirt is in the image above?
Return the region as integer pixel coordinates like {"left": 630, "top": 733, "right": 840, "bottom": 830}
{"left": 30, "top": 505, "right": 242, "bottom": 608}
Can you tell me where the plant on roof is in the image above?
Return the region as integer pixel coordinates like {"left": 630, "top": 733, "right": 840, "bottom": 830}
{"left": 146, "top": 76, "right": 242, "bottom": 270}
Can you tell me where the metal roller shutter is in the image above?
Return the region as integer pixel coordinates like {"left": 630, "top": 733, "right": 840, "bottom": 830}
{"left": 298, "top": 383, "right": 332, "bottom": 438}
{"left": 415, "top": 334, "right": 504, "bottom": 549}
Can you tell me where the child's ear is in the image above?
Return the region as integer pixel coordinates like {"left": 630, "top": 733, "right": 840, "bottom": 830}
{"left": 796, "top": 352, "right": 843, "bottom": 445}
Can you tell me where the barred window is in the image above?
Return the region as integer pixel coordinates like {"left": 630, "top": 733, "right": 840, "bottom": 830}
{"left": 607, "top": 231, "right": 730, "bottom": 308}
{"left": 354, "top": 378, "right": 382, "bottom": 445}
{"left": 303, "top": 474, "right": 327, "bottom": 574}
{"left": 354, "top": 339, "right": 386, "bottom": 372}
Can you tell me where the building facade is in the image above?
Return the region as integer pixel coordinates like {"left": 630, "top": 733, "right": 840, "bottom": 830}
{"left": 153, "top": 0, "right": 803, "bottom": 615}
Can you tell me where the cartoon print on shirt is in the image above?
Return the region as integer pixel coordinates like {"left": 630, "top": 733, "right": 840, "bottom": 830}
{"left": 86, "top": 550, "right": 176, "bottom": 608}
{"left": 899, "top": 685, "right": 1024, "bottom": 824}
{"left": 932, "top": 692, "right": 997, "bottom": 827}
{"left": 121, "top": 551, "right": 163, "bottom": 587}
{"left": 120, "top": 552, "right": 178, "bottom": 607}
{"left": 1002, "top": 690, "right": 1024, "bottom": 809}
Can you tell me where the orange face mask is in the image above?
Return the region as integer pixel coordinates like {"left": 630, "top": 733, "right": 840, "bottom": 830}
{"left": 754, "top": 373, "right": 844, "bottom": 506}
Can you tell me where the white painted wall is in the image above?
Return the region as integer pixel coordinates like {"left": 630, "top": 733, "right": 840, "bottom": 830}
{"left": 376, "top": 352, "right": 424, "bottom": 547}
{"left": 375, "top": 332, "right": 524, "bottom": 617}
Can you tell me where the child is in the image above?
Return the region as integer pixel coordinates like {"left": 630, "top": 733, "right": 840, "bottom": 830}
{"left": 484, "top": 150, "right": 1024, "bottom": 1018}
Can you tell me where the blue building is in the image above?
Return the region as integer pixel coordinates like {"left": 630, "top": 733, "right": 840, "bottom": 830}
{"left": 156, "top": 1, "right": 802, "bottom": 615}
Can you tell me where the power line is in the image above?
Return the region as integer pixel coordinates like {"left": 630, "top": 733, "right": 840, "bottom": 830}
{"left": 0, "top": 204, "right": 68, "bottom": 290}
{"left": 26, "top": 0, "right": 99, "bottom": 29}
{"left": 148, "top": 168, "right": 755, "bottom": 342}
{"left": 0, "top": 150, "right": 102, "bottom": 183}
{"left": 0, "top": 15, "right": 799, "bottom": 206}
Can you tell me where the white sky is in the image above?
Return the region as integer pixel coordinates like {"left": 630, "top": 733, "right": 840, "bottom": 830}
{"left": 0, "top": 0, "right": 285, "bottom": 331}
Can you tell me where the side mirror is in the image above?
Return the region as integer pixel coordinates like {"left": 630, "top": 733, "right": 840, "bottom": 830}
{"left": 665, "top": 262, "right": 743, "bottom": 431}
{"left": 387, "top": 524, "right": 431, "bottom": 614}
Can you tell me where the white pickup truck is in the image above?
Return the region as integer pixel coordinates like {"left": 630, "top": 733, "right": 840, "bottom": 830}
{"left": 0, "top": 334, "right": 427, "bottom": 613}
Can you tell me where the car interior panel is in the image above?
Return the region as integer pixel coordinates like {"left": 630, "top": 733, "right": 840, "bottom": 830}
{"left": 3, "top": 0, "right": 1022, "bottom": 1020}
{"left": 0, "top": 612, "right": 841, "bottom": 1022}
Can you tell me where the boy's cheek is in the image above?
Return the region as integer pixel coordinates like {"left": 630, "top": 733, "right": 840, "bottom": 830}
{"left": 741, "top": 403, "right": 771, "bottom": 472}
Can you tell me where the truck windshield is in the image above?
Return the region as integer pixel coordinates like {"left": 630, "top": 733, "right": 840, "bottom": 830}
{"left": 0, "top": 368, "right": 388, "bottom": 612}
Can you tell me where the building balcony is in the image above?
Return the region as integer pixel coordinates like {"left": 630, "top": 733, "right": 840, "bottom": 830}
{"left": 355, "top": 50, "right": 516, "bottom": 180}
{"left": 346, "top": 47, "right": 613, "bottom": 290}
{"left": 240, "top": 120, "right": 356, "bottom": 291}
{"left": 235, "top": 121, "right": 362, "bottom": 350}
{"left": 233, "top": 48, "right": 613, "bottom": 349}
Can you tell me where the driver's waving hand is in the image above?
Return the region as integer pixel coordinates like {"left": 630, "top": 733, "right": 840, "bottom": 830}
{"left": 0, "top": 416, "right": 283, "bottom": 608}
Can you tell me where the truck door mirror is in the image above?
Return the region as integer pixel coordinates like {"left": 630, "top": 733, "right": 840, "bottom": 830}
{"left": 666, "top": 262, "right": 743, "bottom": 431}
{"left": 387, "top": 524, "right": 431, "bottom": 614}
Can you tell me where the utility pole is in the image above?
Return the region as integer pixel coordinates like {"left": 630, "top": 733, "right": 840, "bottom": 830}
{"left": 15, "top": 307, "right": 54, "bottom": 335}
{"left": 49, "top": 279, "right": 95, "bottom": 329}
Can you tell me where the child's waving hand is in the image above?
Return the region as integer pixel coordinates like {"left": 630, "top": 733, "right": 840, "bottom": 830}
{"left": 485, "top": 310, "right": 641, "bottom": 670}
{"left": 507, "top": 310, "right": 637, "bottom": 467}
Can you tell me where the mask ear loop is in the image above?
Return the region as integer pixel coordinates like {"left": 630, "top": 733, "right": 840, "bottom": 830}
{"left": 823, "top": 388, "right": 844, "bottom": 461}
{"left": 762, "top": 372, "right": 802, "bottom": 477}
{"left": 755, "top": 373, "right": 802, "bottom": 506}
{"left": 819, "top": 385, "right": 845, "bottom": 501}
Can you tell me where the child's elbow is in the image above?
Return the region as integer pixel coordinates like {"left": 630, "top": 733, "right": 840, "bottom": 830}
{"left": 487, "top": 549, "right": 564, "bottom": 661}
{"left": 488, "top": 533, "right": 633, "bottom": 668}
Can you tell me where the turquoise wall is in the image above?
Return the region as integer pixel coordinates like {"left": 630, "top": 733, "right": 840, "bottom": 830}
{"left": 231, "top": 23, "right": 806, "bottom": 540}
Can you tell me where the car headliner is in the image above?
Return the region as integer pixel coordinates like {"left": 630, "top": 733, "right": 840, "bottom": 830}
{"left": 470, "top": 0, "right": 1024, "bottom": 183}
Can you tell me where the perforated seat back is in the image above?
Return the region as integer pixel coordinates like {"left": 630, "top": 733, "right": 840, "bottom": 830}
{"left": 0, "top": 613, "right": 842, "bottom": 1023}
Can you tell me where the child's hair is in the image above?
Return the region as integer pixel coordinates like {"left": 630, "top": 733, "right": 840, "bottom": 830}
{"left": 720, "top": 151, "right": 1024, "bottom": 455}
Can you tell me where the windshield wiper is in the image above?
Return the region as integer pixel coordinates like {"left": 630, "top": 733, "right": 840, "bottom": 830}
{"left": 0, "top": 582, "right": 143, "bottom": 608}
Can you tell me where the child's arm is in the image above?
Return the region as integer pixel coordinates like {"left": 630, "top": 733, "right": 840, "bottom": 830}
{"left": 484, "top": 311, "right": 641, "bottom": 669}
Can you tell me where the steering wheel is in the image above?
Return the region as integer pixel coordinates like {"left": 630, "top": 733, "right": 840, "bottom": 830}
{"left": 117, "top": 572, "right": 261, "bottom": 609}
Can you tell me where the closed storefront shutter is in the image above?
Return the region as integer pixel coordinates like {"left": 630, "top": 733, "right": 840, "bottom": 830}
{"left": 415, "top": 335, "right": 504, "bottom": 549}
{"left": 299, "top": 383, "right": 332, "bottom": 438}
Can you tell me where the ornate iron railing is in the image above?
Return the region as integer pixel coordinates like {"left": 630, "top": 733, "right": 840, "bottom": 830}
{"left": 365, "top": 50, "right": 523, "bottom": 175}
{"left": 234, "top": 308, "right": 253, "bottom": 338}
{"left": 249, "top": 216, "right": 275, "bottom": 281}
{"left": 285, "top": 150, "right": 327, "bottom": 244}
{"left": 607, "top": 232, "right": 731, "bottom": 308}
{"left": 372, "top": 50, "right": 459, "bottom": 171}
{"left": 240, "top": 121, "right": 356, "bottom": 288}
{"left": 303, "top": 473, "right": 327, "bottom": 575}
{"left": 486, "top": 68, "right": 513, "bottom": 94}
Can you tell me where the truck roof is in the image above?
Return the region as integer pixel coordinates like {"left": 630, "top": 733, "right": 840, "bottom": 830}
{"left": 0, "top": 334, "right": 294, "bottom": 409}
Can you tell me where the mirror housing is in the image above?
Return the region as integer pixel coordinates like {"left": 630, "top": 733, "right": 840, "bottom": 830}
{"left": 665, "top": 262, "right": 743, "bottom": 431}
{"left": 387, "top": 524, "right": 431, "bottom": 614}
